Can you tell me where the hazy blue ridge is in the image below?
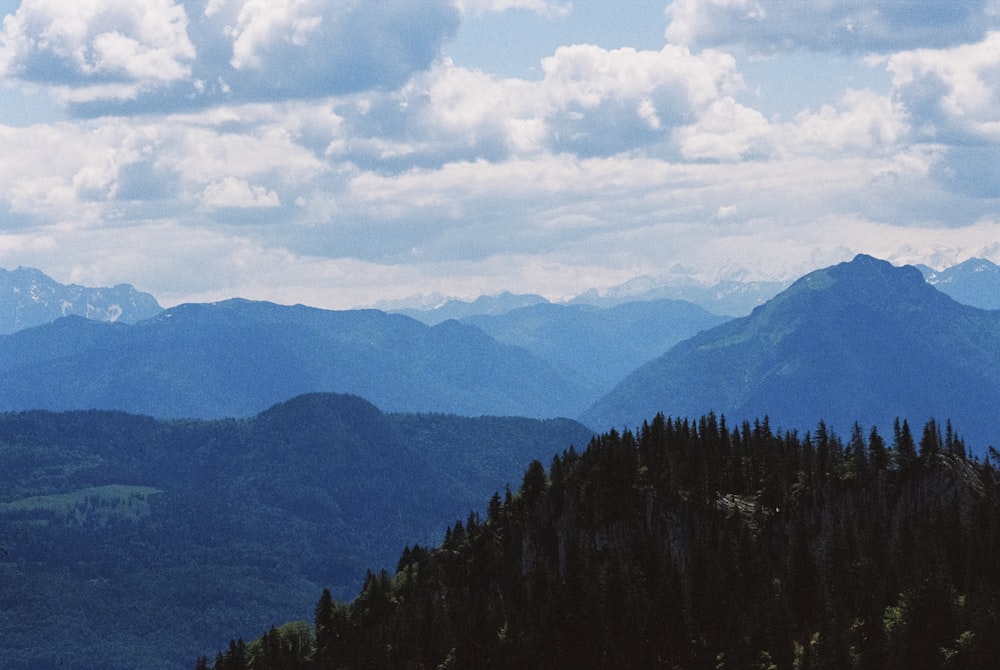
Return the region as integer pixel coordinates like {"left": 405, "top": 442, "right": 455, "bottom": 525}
{"left": 0, "top": 299, "right": 596, "bottom": 420}
{"left": 393, "top": 290, "right": 551, "bottom": 325}
{"left": 462, "top": 298, "right": 730, "bottom": 390}
{"left": 582, "top": 254, "right": 1000, "bottom": 453}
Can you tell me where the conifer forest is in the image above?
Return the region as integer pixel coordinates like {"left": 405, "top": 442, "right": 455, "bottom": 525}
{"left": 203, "top": 414, "right": 1000, "bottom": 669}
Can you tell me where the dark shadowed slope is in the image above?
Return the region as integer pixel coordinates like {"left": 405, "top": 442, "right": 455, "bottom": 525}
{"left": 583, "top": 255, "right": 1000, "bottom": 452}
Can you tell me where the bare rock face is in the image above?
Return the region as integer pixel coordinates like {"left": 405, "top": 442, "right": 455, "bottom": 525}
{"left": 0, "top": 266, "right": 161, "bottom": 334}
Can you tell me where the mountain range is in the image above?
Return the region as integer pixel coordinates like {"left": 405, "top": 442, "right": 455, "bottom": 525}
{"left": 3, "top": 257, "right": 998, "bottom": 337}
{"left": 0, "top": 266, "right": 161, "bottom": 334}
{"left": 7, "top": 254, "right": 1000, "bottom": 667}
{"left": 3, "top": 256, "right": 1000, "bottom": 451}
{"left": 583, "top": 254, "right": 1000, "bottom": 450}
{"left": 389, "top": 257, "right": 1000, "bottom": 320}
{"left": 0, "top": 393, "right": 594, "bottom": 669}
{"left": 0, "top": 299, "right": 596, "bottom": 420}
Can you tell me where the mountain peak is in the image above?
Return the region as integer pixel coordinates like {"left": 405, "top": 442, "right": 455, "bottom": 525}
{"left": 770, "top": 254, "right": 931, "bottom": 314}
{"left": 0, "top": 266, "right": 162, "bottom": 334}
{"left": 583, "top": 254, "right": 1000, "bottom": 451}
{"left": 822, "top": 254, "right": 923, "bottom": 286}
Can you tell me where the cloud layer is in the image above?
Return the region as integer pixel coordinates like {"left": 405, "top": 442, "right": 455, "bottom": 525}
{"left": 0, "top": 0, "right": 998, "bottom": 308}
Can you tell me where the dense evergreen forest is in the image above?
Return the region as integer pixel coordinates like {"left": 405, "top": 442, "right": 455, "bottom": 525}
{"left": 0, "top": 396, "right": 594, "bottom": 669}
{"left": 202, "top": 414, "right": 1000, "bottom": 669}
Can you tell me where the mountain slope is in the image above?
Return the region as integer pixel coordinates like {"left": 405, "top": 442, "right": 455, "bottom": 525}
{"left": 0, "top": 393, "right": 594, "bottom": 670}
{"left": 0, "top": 266, "right": 161, "bottom": 333}
{"left": 462, "top": 299, "right": 730, "bottom": 390}
{"left": 0, "top": 299, "right": 594, "bottom": 419}
{"left": 583, "top": 255, "right": 1000, "bottom": 450}
{"left": 922, "top": 257, "right": 1000, "bottom": 310}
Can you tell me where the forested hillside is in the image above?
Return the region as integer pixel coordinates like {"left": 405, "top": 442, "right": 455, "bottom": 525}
{"left": 204, "top": 414, "right": 1000, "bottom": 669}
{"left": 0, "top": 395, "right": 593, "bottom": 669}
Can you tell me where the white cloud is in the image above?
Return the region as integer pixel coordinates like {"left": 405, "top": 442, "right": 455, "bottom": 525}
{"left": 783, "top": 88, "right": 909, "bottom": 155}
{"left": 0, "top": 0, "right": 998, "bottom": 310}
{"left": 385, "top": 44, "right": 747, "bottom": 162}
{"left": 154, "top": 115, "right": 328, "bottom": 197}
{"left": 887, "top": 31, "right": 1000, "bottom": 142}
{"left": 189, "top": 0, "right": 461, "bottom": 106}
{"left": 201, "top": 176, "right": 280, "bottom": 208}
{"left": 673, "top": 95, "right": 771, "bottom": 160}
{"left": 225, "top": 0, "right": 324, "bottom": 70}
{"left": 0, "top": 0, "right": 460, "bottom": 111}
{"left": 0, "top": 119, "right": 145, "bottom": 223}
{"left": 0, "top": 0, "right": 195, "bottom": 95}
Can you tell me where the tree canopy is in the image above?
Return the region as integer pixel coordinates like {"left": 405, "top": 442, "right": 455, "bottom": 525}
{"left": 203, "top": 413, "right": 1000, "bottom": 669}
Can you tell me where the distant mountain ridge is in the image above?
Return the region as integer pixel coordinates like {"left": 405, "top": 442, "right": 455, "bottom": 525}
{"left": 583, "top": 254, "right": 1000, "bottom": 452}
{"left": 385, "top": 257, "right": 1000, "bottom": 321}
{"left": 921, "top": 257, "right": 1000, "bottom": 310}
{"left": 0, "top": 298, "right": 596, "bottom": 420}
{"left": 393, "top": 291, "right": 551, "bottom": 325}
{"left": 462, "top": 299, "right": 730, "bottom": 390}
{"left": 569, "top": 276, "right": 789, "bottom": 316}
{"left": 0, "top": 266, "right": 162, "bottom": 334}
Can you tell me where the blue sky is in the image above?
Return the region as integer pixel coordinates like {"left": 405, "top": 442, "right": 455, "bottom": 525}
{"left": 0, "top": 0, "right": 998, "bottom": 308}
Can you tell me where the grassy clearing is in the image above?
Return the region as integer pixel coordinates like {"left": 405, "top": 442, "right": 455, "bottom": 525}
{"left": 0, "top": 485, "right": 163, "bottom": 526}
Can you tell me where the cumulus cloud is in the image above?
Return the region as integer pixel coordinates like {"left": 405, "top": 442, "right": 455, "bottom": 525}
{"left": 354, "top": 43, "right": 749, "bottom": 165}
{"left": 201, "top": 176, "right": 280, "bottom": 208}
{"left": 887, "top": 31, "right": 1000, "bottom": 142}
{"left": 1, "top": 0, "right": 999, "bottom": 309}
{"left": 673, "top": 96, "right": 771, "bottom": 160}
{"left": 782, "top": 88, "right": 910, "bottom": 156}
{"left": 219, "top": 0, "right": 324, "bottom": 70}
{"left": 0, "top": 0, "right": 195, "bottom": 101}
{"left": 0, "top": 119, "right": 144, "bottom": 223}
{"left": 359, "top": 41, "right": 913, "bottom": 166}
{"left": 665, "top": 0, "right": 998, "bottom": 53}
{"left": 1, "top": 0, "right": 461, "bottom": 111}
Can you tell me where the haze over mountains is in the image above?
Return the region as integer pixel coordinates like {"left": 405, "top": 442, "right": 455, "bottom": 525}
{"left": 462, "top": 300, "right": 729, "bottom": 391}
{"left": 0, "top": 300, "right": 595, "bottom": 420}
{"left": 2, "top": 257, "right": 1000, "bottom": 449}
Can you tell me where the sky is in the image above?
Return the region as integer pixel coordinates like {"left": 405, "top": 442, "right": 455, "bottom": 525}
{"left": 0, "top": 0, "right": 999, "bottom": 308}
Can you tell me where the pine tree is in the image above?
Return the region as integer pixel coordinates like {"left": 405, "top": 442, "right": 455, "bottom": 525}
{"left": 894, "top": 418, "right": 916, "bottom": 468}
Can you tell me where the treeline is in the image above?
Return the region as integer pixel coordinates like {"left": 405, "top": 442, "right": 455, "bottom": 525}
{"left": 202, "top": 415, "right": 1000, "bottom": 669}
